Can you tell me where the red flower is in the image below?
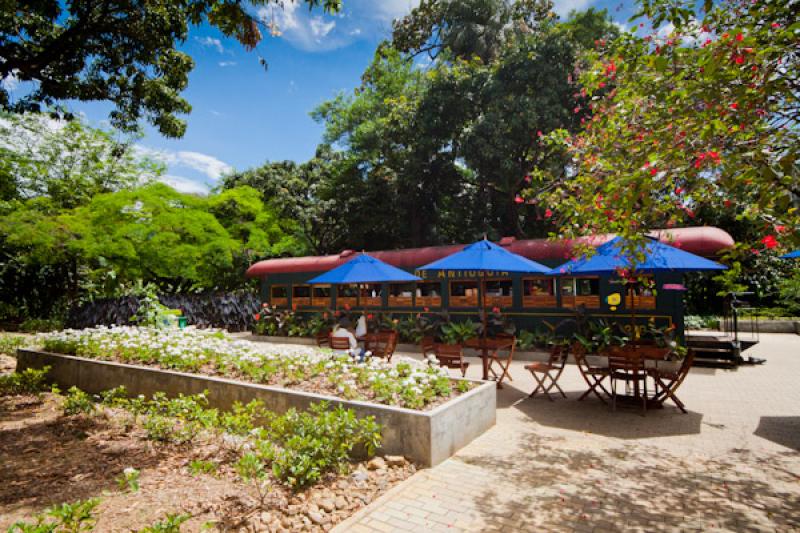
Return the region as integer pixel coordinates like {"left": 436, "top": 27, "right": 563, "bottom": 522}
{"left": 492, "top": 306, "right": 501, "bottom": 313}
{"left": 544, "top": 208, "right": 553, "bottom": 218}
{"left": 761, "top": 235, "right": 778, "bottom": 249}
{"left": 598, "top": 81, "right": 606, "bottom": 88}
{"left": 367, "top": 313, "right": 374, "bottom": 320}
{"left": 423, "top": 306, "right": 429, "bottom": 312}
{"left": 724, "top": 199, "right": 732, "bottom": 207}
{"left": 734, "top": 55, "right": 744, "bottom": 65}
{"left": 514, "top": 196, "right": 524, "bottom": 204}
{"left": 254, "top": 313, "right": 261, "bottom": 321}
{"left": 730, "top": 102, "right": 739, "bottom": 110}
{"left": 344, "top": 303, "right": 351, "bottom": 310}
{"left": 524, "top": 175, "right": 532, "bottom": 183}
{"left": 675, "top": 187, "right": 684, "bottom": 195}
{"left": 649, "top": 167, "right": 658, "bottom": 176}
{"left": 771, "top": 22, "right": 780, "bottom": 29}
{"left": 536, "top": 131, "right": 543, "bottom": 137}
{"left": 775, "top": 225, "right": 786, "bottom": 233}
{"left": 262, "top": 302, "right": 268, "bottom": 308}
{"left": 735, "top": 33, "right": 744, "bottom": 42}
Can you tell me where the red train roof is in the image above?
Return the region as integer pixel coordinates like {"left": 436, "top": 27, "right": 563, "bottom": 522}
{"left": 245, "top": 226, "right": 734, "bottom": 278}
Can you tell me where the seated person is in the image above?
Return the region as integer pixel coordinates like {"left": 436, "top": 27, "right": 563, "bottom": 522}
{"left": 332, "top": 318, "right": 370, "bottom": 362}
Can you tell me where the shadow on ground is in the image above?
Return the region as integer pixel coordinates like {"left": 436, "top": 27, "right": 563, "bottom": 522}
{"left": 755, "top": 416, "right": 800, "bottom": 452}
{"left": 0, "top": 400, "right": 169, "bottom": 516}
{"left": 463, "top": 431, "right": 800, "bottom": 531}
{"left": 496, "top": 384, "right": 704, "bottom": 439}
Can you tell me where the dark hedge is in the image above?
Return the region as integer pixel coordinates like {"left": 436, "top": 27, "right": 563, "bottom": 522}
{"left": 66, "top": 291, "right": 259, "bottom": 331}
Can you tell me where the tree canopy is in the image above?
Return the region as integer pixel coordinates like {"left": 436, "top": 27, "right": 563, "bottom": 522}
{"left": 0, "top": 0, "right": 341, "bottom": 137}
{"left": 535, "top": 0, "right": 798, "bottom": 257}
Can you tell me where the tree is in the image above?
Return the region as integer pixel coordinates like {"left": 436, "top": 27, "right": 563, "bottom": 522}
{"left": 0, "top": 0, "right": 341, "bottom": 137}
{"left": 538, "top": 0, "right": 798, "bottom": 257}
{"left": 0, "top": 111, "right": 161, "bottom": 208}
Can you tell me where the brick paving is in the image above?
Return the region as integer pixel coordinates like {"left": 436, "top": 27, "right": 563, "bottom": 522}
{"left": 334, "top": 333, "right": 800, "bottom": 532}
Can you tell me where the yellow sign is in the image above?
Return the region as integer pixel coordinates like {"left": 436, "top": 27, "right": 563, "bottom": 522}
{"left": 607, "top": 292, "right": 621, "bottom": 311}
{"left": 415, "top": 270, "right": 510, "bottom": 280}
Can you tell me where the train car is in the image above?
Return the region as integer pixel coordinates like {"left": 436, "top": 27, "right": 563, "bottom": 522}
{"left": 245, "top": 227, "right": 734, "bottom": 339}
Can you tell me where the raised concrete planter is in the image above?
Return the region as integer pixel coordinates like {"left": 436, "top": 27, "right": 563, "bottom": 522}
{"left": 16, "top": 349, "right": 495, "bottom": 467}
{"left": 754, "top": 320, "right": 800, "bottom": 334}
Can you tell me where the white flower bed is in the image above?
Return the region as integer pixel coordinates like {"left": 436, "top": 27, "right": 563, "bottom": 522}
{"left": 39, "top": 326, "right": 463, "bottom": 410}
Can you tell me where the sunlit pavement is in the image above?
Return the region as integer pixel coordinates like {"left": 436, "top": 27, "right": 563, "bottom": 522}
{"left": 332, "top": 333, "right": 800, "bottom": 532}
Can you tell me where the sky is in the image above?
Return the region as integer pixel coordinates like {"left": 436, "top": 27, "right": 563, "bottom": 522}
{"left": 18, "top": 0, "right": 636, "bottom": 194}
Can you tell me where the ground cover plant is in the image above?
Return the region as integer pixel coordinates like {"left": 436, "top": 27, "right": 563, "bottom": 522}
{"left": 0, "top": 364, "right": 413, "bottom": 532}
{"left": 38, "top": 326, "right": 462, "bottom": 410}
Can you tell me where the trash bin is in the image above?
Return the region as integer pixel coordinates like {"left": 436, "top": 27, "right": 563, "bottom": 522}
{"left": 177, "top": 317, "right": 188, "bottom": 329}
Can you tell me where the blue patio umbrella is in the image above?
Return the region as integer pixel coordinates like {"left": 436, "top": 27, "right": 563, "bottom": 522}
{"left": 781, "top": 250, "right": 800, "bottom": 259}
{"left": 307, "top": 253, "right": 421, "bottom": 284}
{"left": 549, "top": 236, "right": 726, "bottom": 339}
{"left": 417, "top": 239, "right": 550, "bottom": 381}
{"left": 548, "top": 236, "right": 727, "bottom": 276}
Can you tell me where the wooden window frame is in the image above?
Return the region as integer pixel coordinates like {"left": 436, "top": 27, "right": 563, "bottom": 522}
{"left": 270, "top": 285, "right": 288, "bottom": 308}
{"left": 483, "top": 278, "right": 513, "bottom": 309}
{"left": 449, "top": 280, "right": 479, "bottom": 308}
{"left": 415, "top": 282, "right": 442, "bottom": 308}
{"left": 359, "top": 283, "right": 383, "bottom": 308}
{"left": 626, "top": 276, "right": 657, "bottom": 309}
{"left": 388, "top": 283, "right": 415, "bottom": 307}
{"left": 560, "top": 277, "right": 601, "bottom": 309}
{"left": 291, "top": 284, "right": 312, "bottom": 308}
{"left": 336, "top": 284, "right": 358, "bottom": 309}
{"left": 522, "top": 277, "right": 556, "bottom": 308}
{"left": 311, "top": 285, "right": 332, "bottom": 308}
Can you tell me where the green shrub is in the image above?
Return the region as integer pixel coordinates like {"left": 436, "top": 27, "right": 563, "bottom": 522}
{"left": 8, "top": 497, "right": 100, "bottom": 532}
{"left": 63, "top": 386, "right": 95, "bottom": 415}
{"left": 0, "top": 333, "right": 31, "bottom": 356}
{"left": 189, "top": 459, "right": 218, "bottom": 476}
{"left": 19, "top": 317, "right": 63, "bottom": 333}
{"left": 136, "top": 513, "right": 190, "bottom": 533}
{"left": 266, "top": 401, "right": 382, "bottom": 489}
{"left": 0, "top": 366, "right": 51, "bottom": 396}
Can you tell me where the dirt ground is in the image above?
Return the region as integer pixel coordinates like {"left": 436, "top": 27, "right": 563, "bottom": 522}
{"left": 0, "top": 354, "right": 414, "bottom": 532}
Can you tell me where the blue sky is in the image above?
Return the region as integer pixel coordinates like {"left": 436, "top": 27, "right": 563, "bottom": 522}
{"left": 60, "top": 0, "right": 636, "bottom": 194}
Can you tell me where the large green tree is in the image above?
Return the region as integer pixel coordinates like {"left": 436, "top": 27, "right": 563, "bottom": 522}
{"left": 0, "top": 0, "right": 341, "bottom": 137}
{"left": 0, "top": 111, "right": 161, "bottom": 208}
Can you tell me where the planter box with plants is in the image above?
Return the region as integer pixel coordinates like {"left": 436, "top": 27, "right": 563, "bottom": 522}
{"left": 17, "top": 326, "right": 496, "bottom": 466}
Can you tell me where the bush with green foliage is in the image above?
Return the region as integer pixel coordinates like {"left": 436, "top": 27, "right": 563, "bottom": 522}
{"left": 7, "top": 497, "right": 100, "bottom": 532}
{"left": 0, "top": 366, "right": 51, "bottom": 396}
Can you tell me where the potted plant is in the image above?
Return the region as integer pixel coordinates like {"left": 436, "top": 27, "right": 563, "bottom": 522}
{"left": 439, "top": 320, "right": 479, "bottom": 346}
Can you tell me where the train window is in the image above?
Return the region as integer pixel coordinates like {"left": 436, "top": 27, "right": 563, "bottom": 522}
{"left": 449, "top": 281, "right": 479, "bottom": 307}
{"left": 389, "top": 283, "right": 414, "bottom": 307}
{"left": 359, "top": 283, "right": 383, "bottom": 307}
{"left": 484, "top": 280, "right": 513, "bottom": 308}
{"left": 523, "top": 278, "right": 556, "bottom": 308}
{"left": 627, "top": 276, "right": 656, "bottom": 308}
{"left": 415, "top": 282, "right": 442, "bottom": 308}
{"left": 311, "top": 285, "right": 331, "bottom": 307}
{"left": 292, "top": 285, "right": 311, "bottom": 308}
{"left": 561, "top": 278, "right": 600, "bottom": 308}
{"left": 336, "top": 284, "right": 358, "bottom": 308}
{"left": 270, "top": 285, "right": 288, "bottom": 307}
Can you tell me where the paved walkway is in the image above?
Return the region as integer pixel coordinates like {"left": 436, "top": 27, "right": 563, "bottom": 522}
{"left": 334, "top": 333, "right": 800, "bottom": 532}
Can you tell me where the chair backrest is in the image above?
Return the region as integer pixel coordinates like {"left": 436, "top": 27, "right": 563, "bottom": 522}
{"left": 492, "top": 337, "right": 516, "bottom": 360}
{"left": 421, "top": 336, "right": 436, "bottom": 356}
{"left": 367, "top": 331, "right": 397, "bottom": 358}
{"left": 316, "top": 329, "right": 331, "bottom": 347}
{"left": 329, "top": 333, "right": 352, "bottom": 351}
{"left": 548, "top": 344, "right": 569, "bottom": 367}
{"left": 607, "top": 347, "right": 642, "bottom": 372}
{"left": 435, "top": 343, "right": 463, "bottom": 364}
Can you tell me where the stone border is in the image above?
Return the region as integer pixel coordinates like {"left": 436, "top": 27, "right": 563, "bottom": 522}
{"left": 16, "top": 349, "right": 496, "bottom": 467}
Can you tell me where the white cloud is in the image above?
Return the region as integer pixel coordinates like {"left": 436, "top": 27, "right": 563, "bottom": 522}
{"left": 136, "top": 146, "right": 232, "bottom": 181}
{"left": 160, "top": 174, "right": 210, "bottom": 195}
{"left": 218, "top": 61, "right": 237, "bottom": 67}
{"left": 310, "top": 17, "right": 336, "bottom": 39}
{"left": 195, "top": 36, "right": 225, "bottom": 53}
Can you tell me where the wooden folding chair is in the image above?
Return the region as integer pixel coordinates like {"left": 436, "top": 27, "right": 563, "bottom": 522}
{"left": 608, "top": 347, "right": 647, "bottom": 416}
{"left": 365, "top": 331, "right": 398, "bottom": 363}
{"left": 574, "top": 343, "right": 611, "bottom": 404}
{"left": 525, "top": 345, "right": 568, "bottom": 400}
{"left": 315, "top": 329, "right": 331, "bottom": 347}
{"left": 649, "top": 350, "right": 695, "bottom": 414}
{"left": 421, "top": 336, "right": 437, "bottom": 358}
{"left": 435, "top": 344, "right": 469, "bottom": 377}
{"left": 328, "top": 333, "right": 352, "bottom": 352}
{"left": 487, "top": 338, "right": 515, "bottom": 386}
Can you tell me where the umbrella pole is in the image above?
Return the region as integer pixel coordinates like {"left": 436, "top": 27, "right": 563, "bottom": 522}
{"left": 482, "top": 272, "right": 489, "bottom": 381}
